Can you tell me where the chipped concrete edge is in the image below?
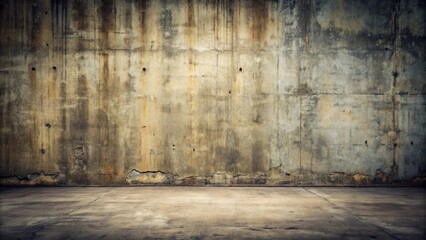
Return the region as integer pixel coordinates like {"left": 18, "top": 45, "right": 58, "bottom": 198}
{"left": 0, "top": 172, "right": 66, "bottom": 186}
{"left": 1, "top": 169, "right": 424, "bottom": 186}
{"left": 125, "top": 167, "right": 426, "bottom": 186}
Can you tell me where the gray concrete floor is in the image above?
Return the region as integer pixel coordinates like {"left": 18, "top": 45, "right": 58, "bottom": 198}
{"left": 0, "top": 187, "right": 425, "bottom": 240}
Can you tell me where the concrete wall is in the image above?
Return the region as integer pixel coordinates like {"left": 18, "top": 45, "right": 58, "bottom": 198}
{"left": 0, "top": 0, "right": 425, "bottom": 185}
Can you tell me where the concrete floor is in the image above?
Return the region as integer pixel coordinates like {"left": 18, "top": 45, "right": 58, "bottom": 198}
{"left": 0, "top": 187, "right": 425, "bottom": 240}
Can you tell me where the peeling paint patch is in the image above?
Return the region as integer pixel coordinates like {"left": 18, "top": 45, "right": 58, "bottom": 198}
{"left": 353, "top": 174, "right": 370, "bottom": 185}
{"left": 0, "top": 172, "right": 65, "bottom": 186}
{"left": 233, "top": 174, "right": 256, "bottom": 185}
{"left": 327, "top": 171, "right": 390, "bottom": 185}
{"left": 207, "top": 172, "right": 234, "bottom": 185}
{"left": 179, "top": 176, "right": 206, "bottom": 185}
{"left": 126, "top": 169, "right": 176, "bottom": 185}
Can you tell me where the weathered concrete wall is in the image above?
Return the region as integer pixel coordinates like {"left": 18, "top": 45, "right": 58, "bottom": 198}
{"left": 0, "top": 0, "right": 425, "bottom": 185}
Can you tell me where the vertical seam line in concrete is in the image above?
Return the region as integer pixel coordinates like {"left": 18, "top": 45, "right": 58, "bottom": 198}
{"left": 93, "top": 1, "right": 101, "bottom": 182}
{"left": 62, "top": 0, "right": 69, "bottom": 183}
{"left": 299, "top": 79, "right": 302, "bottom": 172}
{"left": 275, "top": 0, "right": 280, "bottom": 170}
{"left": 302, "top": 187, "right": 400, "bottom": 240}
{"left": 391, "top": 0, "right": 400, "bottom": 180}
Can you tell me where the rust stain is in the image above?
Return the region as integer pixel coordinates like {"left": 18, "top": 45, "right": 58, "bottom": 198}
{"left": 137, "top": 0, "right": 148, "bottom": 46}
{"left": 186, "top": 0, "right": 195, "bottom": 47}
{"left": 100, "top": 0, "right": 114, "bottom": 49}
{"left": 252, "top": 141, "right": 266, "bottom": 173}
{"left": 48, "top": 67, "right": 57, "bottom": 101}
{"left": 304, "top": 35, "right": 309, "bottom": 52}
{"left": 75, "top": 75, "right": 89, "bottom": 131}
{"left": 250, "top": 0, "right": 268, "bottom": 47}
{"left": 213, "top": 1, "right": 217, "bottom": 40}
{"left": 189, "top": 56, "right": 196, "bottom": 173}
{"left": 137, "top": 1, "right": 149, "bottom": 171}
{"left": 67, "top": 73, "right": 90, "bottom": 184}
{"left": 231, "top": 1, "right": 240, "bottom": 99}
{"left": 140, "top": 74, "right": 149, "bottom": 171}
{"left": 27, "top": 0, "right": 53, "bottom": 51}
{"left": 297, "top": 0, "right": 312, "bottom": 51}
{"left": 228, "top": 1, "right": 240, "bottom": 130}
{"left": 187, "top": 0, "right": 195, "bottom": 28}
{"left": 98, "top": 53, "right": 112, "bottom": 177}
{"left": 213, "top": 0, "right": 226, "bottom": 42}
{"left": 28, "top": 62, "right": 39, "bottom": 172}
{"left": 186, "top": 0, "right": 197, "bottom": 173}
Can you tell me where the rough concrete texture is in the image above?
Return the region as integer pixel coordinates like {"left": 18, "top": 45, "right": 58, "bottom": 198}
{"left": 0, "top": 0, "right": 425, "bottom": 185}
{"left": 0, "top": 187, "right": 425, "bottom": 239}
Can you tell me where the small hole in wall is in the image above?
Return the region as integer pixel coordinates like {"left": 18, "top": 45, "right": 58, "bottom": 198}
{"left": 173, "top": 144, "right": 175, "bottom": 147}
{"left": 31, "top": 67, "right": 36, "bottom": 71}
{"left": 411, "top": 141, "right": 413, "bottom": 145}
{"left": 193, "top": 148, "right": 195, "bottom": 152}
{"left": 239, "top": 67, "right": 242, "bottom": 72}
{"left": 40, "top": 149, "right": 46, "bottom": 154}
{"left": 46, "top": 43, "right": 49, "bottom": 47}
{"left": 229, "top": 90, "right": 232, "bottom": 94}
{"left": 53, "top": 66, "right": 56, "bottom": 70}
{"left": 394, "top": 143, "right": 397, "bottom": 147}
{"left": 45, "top": 11, "right": 48, "bottom": 15}
{"left": 45, "top": 123, "right": 51, "bottom": 128}
{"left": 392, "top": 71, "right": 399, "bottom": 78}
{"left": 365, "top": 140, "right": 367, "bottom": 145}
{"left": 143, "top": 67, "right": 146, "bottom": 72}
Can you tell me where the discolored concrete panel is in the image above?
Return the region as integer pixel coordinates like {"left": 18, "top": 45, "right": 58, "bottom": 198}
{"left": 0, "top": 0, "right": 425, "bottom": 185}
